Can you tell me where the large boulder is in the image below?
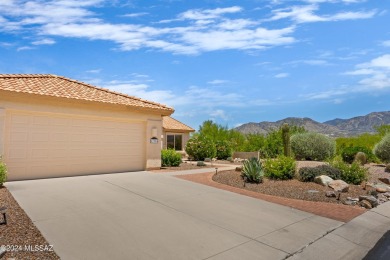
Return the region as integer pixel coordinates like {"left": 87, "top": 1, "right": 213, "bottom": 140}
{"left": 329, "top": 180, "right": 349, "bottom": 192}
{"left": 314, "top": 175, "right": 334, "bottom": 186}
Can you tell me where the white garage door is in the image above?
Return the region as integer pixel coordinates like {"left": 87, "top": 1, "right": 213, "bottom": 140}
{"left": 5, "top": 111, "right": 146, "bottom": 180}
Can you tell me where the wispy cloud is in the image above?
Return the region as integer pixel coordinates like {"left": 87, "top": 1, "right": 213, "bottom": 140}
{"left": 304, "top": 54, "right": 390, "bottom": 101}
{"left": 274, "top": 72, "right": 290, "bottom": 78}
{"left": 0, "top": 1, "right": 378, "bottom": 56}
{"left": 267, "top": 4, "right": 376, "bottom": 23}
{"left": 207, "top": 79, "right": 230, "bottom": 85}
{"left": 17, "top": 46, "right": 35, "bottom": 51}
{"left": 381, "top": 40, "right": 390, "bottom": 47}
{"left": 0, "top": 2, "right": 295, "bottom": 55}
{"left": 32, "top": 38, "right": 56, "bottom": 45}
{"left": 122, "top": 12, "right": 148, "bottom": 18}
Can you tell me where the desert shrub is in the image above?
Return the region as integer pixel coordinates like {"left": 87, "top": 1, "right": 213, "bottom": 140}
{"left": 161, "top": 149, "right": 182, "bottom": 167}
{"left": 0, "top": 156, "right": 7, "bottom": 186}
{"left": 341, "top": 146, "right": 375, "bottom": 164}
{"left": 373, "top": 133, "right": 390, "bottom": 163}
{"left": 215, "top": 140, "right": 232, "bottom": 160}
{"left": 291, "top": 132, "right": 335, "bottom": 161}
{"left": 298, "top": 167, "right": 320, "bottom": 182}
{"left": 316, "top": 165, "right": 342, "bottom": 180}
{"left": 298, "top": 165, "right": 341, "bottom": 182}
{"left": 330, "top": 157, "right": 368, "bottom": 185}
{"left": 204, "top": 158, "right": 212, "bottom": 162}
{"left": 227, "top": 157, "right": 233, "bottom": 162}
{"left": 354, "top": 152, "right": 367, "bottom": 165}
{"left": 197, "top": 161, "right": 206, "bottom": 166}
{"left": 336, "top": 133, "right": 382, "bottom": 154}
{"left": 186, "top": 135, "right": 217, "bottom": 161}
{"left": 263, "top": 156, "right": 296, "bottom": 180}
{"left": 241, "top": 157, "right": 264, "bottom": 183}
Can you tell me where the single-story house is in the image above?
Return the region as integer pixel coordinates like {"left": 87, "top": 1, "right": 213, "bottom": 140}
{"left": 162, "top": 116, "right": 195, "bottom": 156}
{"left": 0, "top": 74, "right": 184, "bottom": 181}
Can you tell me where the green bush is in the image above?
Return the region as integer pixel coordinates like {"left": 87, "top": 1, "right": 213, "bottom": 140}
{"left": 341, "top": 146, "right": 375, "bottom": 164}
{"left": 373, "top": 133, "right": 390, "bottom": 163}
{"left": 0, "top": 157, "right": 7, "bottom": 187}
{"left": 330, "top": 157, "right": 368, "bottom": 185}
{"left": 241, "top": 157, "right": 264, "bottom": 183}
{"left": 263, "top": 156, "right": 296, "bottom": 180}
{"left": 161, "top": 149, "right": 182, "bottom": 167}
{"left": 298, "top": 165, "right": 341, "bottom": 182}
{"left": 185, "top": 135, "right": 217, "bottom": 161}
{"left": 291, "top": 132, "right": 335, "bottom": 161}
{"left": 215, "top": 140, "right": 232, "bottom": 160}
{"left": 336, "top": 133, "right": 382, "bottom": 154}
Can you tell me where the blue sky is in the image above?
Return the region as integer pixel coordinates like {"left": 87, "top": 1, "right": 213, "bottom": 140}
{"left": 1, "top": 0, "right": 389, "bottom": 130}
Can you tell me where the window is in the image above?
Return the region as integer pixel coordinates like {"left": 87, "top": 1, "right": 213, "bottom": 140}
{"left": 167, "top": 134, "right": 183, "bottom": 150}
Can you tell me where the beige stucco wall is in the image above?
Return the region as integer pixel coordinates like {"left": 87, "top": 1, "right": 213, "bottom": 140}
{"left": 0, "top": 108, "right": 5, "bottom": 157}
{"left": 0, "top": 91, "right": 165, "bottom": 179}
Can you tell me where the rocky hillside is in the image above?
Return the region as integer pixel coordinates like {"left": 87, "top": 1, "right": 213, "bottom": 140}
{"left": 235, "top": 111, "right": 390, "bottom": 136}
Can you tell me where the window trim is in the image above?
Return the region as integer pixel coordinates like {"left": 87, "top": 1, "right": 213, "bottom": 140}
{"left": 166, "top": 133, "right": 183, "bottom": 151}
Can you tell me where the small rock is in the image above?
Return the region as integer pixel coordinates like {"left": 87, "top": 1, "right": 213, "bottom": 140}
{"left": 343, "top": 200, "right": 357, "bottom": 206}
{"left": 307, "top": 190, "right": 319, "bottom": 194}
{"left": 346, "top": 197, "right": 359, "bottom": 202}
{"left": 314, "top": 175, "right": 334, "bottom": 186}
{"left": 383, "top": 192, "right": 390, "bottom": 198}
{"left": 376, "top": 187, "right": 388, "bottom": 193}
{"left": 329, "top": 180, "right": 349, "bottom": 192}
{"left": 365, "top": 182, "right": 376, "bottom": 189}
{"left": 374, "top": 184, "right": 390, "bottom": 192}
{"left": 360, "top": 200, "right": 372, "bottom": 209}
{"left": 359, "top": 195, "right": 378, "bottom": 207}
{"left": 379, "top": 177, "right": 390, "bottom": 185}
{"left": 235, "top": 166, "right": 242, "bottom": 172}
{"left": 325, "top": 191, "right": 336, "bottom": 197}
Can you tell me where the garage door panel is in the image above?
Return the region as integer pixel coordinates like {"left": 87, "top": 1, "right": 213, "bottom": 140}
{"left": 5, "top": 111, "right": 146, "bottom": 180}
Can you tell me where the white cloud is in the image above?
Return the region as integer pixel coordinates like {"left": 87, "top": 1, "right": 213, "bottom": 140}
{"left": 381, "top": 40, "right": 390, "bottom": 47}
{"left": 32, "top": 38, "right": 56, "bottom": 45}
{"left": 274, "top": 72, "right": 289, "bottom": 78}
{"left": 122, "top": 12, "right": 148, "bottom": 18}
{"left": 289, "top": 59, "right": 330, "bottom": 66}
{"left": 0, "top": 2, "right": 295, "bottom": 55}
{"left": 86, "top": 69, "right": 101, "bottom": 73}
{"left": 179, "top": 6, "right": 242, "bottom": 20}
{"left": 0, "top": 1, "right": 377, "bottom": 55}
{"left": 209, "top": 109, "right": 229, "bottom": 121}
{"left": 17, "top": 46, "right": 35, "bottom": 51}
{"left": 267, "top": 4, "right": 376, "bottom": 23}
{"left": 207, "top": 79, "right": 229, "bottom": 85}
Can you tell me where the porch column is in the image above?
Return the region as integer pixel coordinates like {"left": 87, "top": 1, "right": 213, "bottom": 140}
{"left": 0, "top": 108, "right": 5, "bottom": 157}
{"left": 146, "top": 118, "right": 163, "bottom": 169}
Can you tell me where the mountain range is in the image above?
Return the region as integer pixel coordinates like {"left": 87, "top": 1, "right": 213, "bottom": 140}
{"left": 235, "top": 111, "right": 390, "bottom": 137}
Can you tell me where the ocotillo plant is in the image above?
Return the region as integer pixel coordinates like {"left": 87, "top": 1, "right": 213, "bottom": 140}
{"left": 282, "top": 123, "right": 291, "bottom": 157}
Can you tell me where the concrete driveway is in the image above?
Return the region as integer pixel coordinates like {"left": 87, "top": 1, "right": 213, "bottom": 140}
{"left": 6, "top": 171, "right": 343, "bottom": 260}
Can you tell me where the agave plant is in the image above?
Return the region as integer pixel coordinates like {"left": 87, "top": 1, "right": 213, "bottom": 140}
{"left": 241, "top": 157, "right": 264, "bottom": 183}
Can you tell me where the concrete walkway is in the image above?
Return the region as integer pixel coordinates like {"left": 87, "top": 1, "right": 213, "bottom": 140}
{"left": 6, "top": 169, "right": 390, "bottom": 260}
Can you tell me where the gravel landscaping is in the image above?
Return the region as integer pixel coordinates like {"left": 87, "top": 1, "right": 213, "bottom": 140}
{"left": 213, "top": 161, "right": 390, "bottom": 206}
{"left": 0, "top": 186, "right": 59, "bottom": 259}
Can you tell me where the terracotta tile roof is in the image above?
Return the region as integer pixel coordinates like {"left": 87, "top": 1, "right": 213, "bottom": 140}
{"left": 0, "top": 74, "right": 174, "bottom": 115}
{"left": 163, "top": 116, "right": 195, "bottom": 132}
